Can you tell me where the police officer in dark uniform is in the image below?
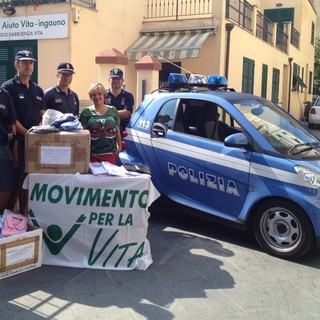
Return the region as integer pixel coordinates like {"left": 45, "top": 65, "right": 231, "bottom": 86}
{"left": 105, "top": 68, "right": 134, "bottom": 132}
{"left": 44, "top": 62, "right": 79, "bottom": 116}
{"left": 1, "top": 50, "right": 46, "bottom": 214}
{"left": 0, "top": 88, "right": 17, "bottom": 214}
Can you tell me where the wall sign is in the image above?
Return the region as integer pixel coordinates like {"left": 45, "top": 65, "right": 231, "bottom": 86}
{"left": 0, "top": 13, "right": 68, "bottom": 41}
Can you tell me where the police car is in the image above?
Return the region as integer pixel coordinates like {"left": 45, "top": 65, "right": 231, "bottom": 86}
{"left": 119, "top": 73, "right": 320, "bottom": 260}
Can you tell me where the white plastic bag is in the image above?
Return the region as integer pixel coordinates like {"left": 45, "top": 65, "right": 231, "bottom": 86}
{"left": 42, "top": 109, "right": 64, "bottom": 126}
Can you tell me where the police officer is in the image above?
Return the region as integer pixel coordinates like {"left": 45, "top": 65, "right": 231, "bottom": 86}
{"left": 0, "top": 88, "right": 18, "bottom": 214}
{"left": 105, "top": 68, "right": 134, "bottom": 132}
{"left": 1, "top": 50, "right": 46, "bottom": 214}
{"left": 44, "top": 62, "right": 79, "bottom": 116}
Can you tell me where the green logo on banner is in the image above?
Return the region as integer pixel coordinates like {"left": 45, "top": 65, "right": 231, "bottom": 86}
{"left": 28, "top": 209, "right": 86, "bottom": 255}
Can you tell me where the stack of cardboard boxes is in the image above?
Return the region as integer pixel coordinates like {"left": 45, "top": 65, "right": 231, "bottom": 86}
{"left": 25, "top": 129, "right": 90, "bottom": 174}
{"left": 0, "top": 130, "right": 90, "bottom": 279}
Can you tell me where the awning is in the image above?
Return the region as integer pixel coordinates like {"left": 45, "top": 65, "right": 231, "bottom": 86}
{"left": 125, "top": 29, "right": 214, "bottom": 61}
{"left": 293, "top": 74, "right": 307, "bottom": 88}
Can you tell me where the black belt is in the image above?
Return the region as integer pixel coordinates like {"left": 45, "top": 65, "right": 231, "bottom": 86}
{"left": 0, "top": 133, "right": 15, "bottom": 145}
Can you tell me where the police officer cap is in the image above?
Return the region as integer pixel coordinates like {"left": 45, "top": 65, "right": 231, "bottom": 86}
{"left": 110, "top": 68, "right": 123, "bottom": 79}
{"left": 57, "top": 62, "right": 75, "bottom": 74}
{"left": 15, "top": 50, "right": 36, "bottom": 61}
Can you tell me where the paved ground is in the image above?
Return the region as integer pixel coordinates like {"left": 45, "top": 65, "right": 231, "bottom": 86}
{"left": 1, "top": 196, "right": 320, "bottom": 320}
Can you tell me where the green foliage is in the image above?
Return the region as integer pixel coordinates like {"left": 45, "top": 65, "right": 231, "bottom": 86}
{"left": 315, "top": 37, "right": 320, "bottom": 81}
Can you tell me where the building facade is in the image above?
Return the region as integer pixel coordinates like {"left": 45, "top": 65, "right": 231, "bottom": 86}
{"left": 0, "top": 0, "right": 316, "bottom": 119}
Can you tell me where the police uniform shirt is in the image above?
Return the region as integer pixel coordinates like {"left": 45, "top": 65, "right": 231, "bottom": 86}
{"left": 0, "top": 88, "right": 17, "bottom": 135}
{"left": 0, "top": 88, "right": 17, "bottom": 192}
{"left": 105, "top": 89, "right": 134, "bottom": 129}
{"left": 44, "top": 85, "right": 79, "bottom": 116}
{"left": 1, "top": 75, "right": 46, "bottom": 132}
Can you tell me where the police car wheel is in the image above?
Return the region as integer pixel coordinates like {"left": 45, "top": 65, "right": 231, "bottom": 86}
{"left": 253, "top": 200, "right": 314, "bottom": 260}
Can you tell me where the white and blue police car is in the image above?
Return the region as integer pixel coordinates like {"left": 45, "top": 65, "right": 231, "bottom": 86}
{"left": 120, "top": 73, "right": 320, "bottom": 260}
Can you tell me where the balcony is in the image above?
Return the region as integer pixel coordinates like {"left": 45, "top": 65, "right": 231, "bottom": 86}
{"left": 226, "top": 0, "right": 292, "bottom": 54}
{"left": 290, "top": 26, "right": 300, "bottom": 49}
{"left": 226, "top": 0, "right": 253, "bottom": 32}
{"left": 0, "top": 0, "right": 95, "bottom": 7}
{"left": 144, "top": 0, "right": 213, "bottom": 20}
{"left": 256, "top": 11, "right": 273, "bottom": 45}
{"left": 276, "top": 27, "right": 288, "bottom": 53}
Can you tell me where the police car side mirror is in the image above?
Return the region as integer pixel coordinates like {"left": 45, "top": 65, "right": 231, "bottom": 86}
{"left": 224, "top": 133, "right": 249, "bottom": 148}
{"left": 251, "top": 106, "right": 263, "bottom": 116}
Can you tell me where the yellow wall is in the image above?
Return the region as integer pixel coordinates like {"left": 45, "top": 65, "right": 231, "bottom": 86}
{"left": 1, "top": 0, "right": 316, "bottom": 119}
{"left": 3, "top": 1, "right": 145, "bottom": 106}
{"left": 68, "top": 1, "right": 145, "bottom": 103}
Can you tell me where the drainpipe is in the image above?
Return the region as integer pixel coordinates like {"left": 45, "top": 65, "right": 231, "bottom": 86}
{"left": 225, "top": 23, "right": 235, "bottom": 80}
{"left": 288, "top": 57, "right": 293, "bottom": 113}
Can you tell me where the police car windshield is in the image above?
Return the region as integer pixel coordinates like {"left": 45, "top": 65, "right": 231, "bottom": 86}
{"left": 233, "top": 99, "right": 319, "bottom": 155}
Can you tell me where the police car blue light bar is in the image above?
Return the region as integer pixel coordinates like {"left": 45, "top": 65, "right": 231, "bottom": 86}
{"left": 167, "top": 73, "right": 188, "bottom": 86}
{"left": 207, "top": 75, "right": 228, "bottom": 89}
{"left": 167, "top": 73, "right": 229, "bottom": 91}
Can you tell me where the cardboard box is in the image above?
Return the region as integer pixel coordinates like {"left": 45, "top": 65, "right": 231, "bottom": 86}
{"left": 0, "top": 226, "right": 42, "bottom": 280}
{"left": 25, "top": 130, "right": 90, "bottom": 174}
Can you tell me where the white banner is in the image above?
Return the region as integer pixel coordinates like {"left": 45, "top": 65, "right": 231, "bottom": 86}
{"left": 23, "top": 173, "right": 160, "bottom": 270}
{"left": 0, "top": 13, "right": 68, "bottom": 41}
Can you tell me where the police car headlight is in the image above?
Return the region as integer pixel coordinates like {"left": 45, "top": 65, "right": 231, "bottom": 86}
{"left": 294, "top": 166, "right": 320, "bottom": 187}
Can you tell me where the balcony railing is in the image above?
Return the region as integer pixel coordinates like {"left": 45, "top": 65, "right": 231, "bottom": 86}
{"left": 145, "top": 0, "right": 212, "bottom": 20}
{"left": 226, "top": 0, "right": 253, "bottom": 32}
{"left": 276, "top": 27, "right": 288, "bottom": 53}
{"left": 256, "top": 11, "right": 273, "bottom": 45}
{"left": 290, "top": 26, "right": 300, "bottom": 49}
{"left": 226, "top": 0, "right": 294, "bottom": 54}
{"left": 0, "top": 0, "right": 95, "bottom": 6}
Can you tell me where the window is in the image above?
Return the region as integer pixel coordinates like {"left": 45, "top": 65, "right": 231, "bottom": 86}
{"left": 308, "top": 71, "right": 313, "bottom": 94}
{"left": 292, "top": 63, "right": 306, "bottom": 92}
{"left": 261, "top": 64, "right": 268, "bottom": 98}
{"left": 242, "top": 57, "right": 254, "bottom": 94}
{"left": 311, "top": 22, "right": 315, "bottom": 45}
{"left": 0, "top": 40, "right": 38, "bottom": 85}
{"left": 166, "top": 98, "right": 242, "bottom": 142}
{"left": 292, "top": 63, "right": 299, "bottom": 91}
{"left": 271, "top": 68, "right": 280, "bottom": 103}
{"left": 155, "top": 99, "right": 178, "bottom": 130}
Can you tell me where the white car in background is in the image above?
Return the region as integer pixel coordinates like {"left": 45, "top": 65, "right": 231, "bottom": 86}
{"left": 308, "top": 96, "right": 320, "bottom": 129}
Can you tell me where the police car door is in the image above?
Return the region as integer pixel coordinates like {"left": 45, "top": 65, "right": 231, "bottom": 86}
{"left": 150, "top": 98, "right": 251, "bottom": 220}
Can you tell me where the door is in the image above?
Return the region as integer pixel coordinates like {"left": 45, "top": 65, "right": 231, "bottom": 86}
{"left": 149, "top": 97, "right": 252, "bottom": 220}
